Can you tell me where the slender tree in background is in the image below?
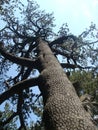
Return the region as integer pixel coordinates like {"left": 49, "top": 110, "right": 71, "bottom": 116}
{"left": 0, "top": 0, "right": 98, "bottom": 129}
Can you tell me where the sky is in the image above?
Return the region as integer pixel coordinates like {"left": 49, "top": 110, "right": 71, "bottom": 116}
{"left": 35, "top": 0, "right": 98, "bottom": 35}
{"left": 0, "top": 0, "right": 98, "bottom": 126}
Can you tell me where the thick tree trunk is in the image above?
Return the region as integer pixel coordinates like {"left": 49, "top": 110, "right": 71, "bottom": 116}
{"left": 37, "top": 39, "right": 97, "bottom": 130}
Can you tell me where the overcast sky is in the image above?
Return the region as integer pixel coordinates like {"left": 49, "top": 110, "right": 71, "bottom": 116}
{"left": 36, "top": 0, "right": 98, "bottom": 35}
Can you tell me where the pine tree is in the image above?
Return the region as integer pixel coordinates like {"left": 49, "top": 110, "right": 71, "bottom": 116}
{"left": 0, "top": 0, "right": 98, "bottom": 129}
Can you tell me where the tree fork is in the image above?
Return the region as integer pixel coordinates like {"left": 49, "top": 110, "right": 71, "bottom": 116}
{"left": 37, "top": 38, "right": 98, "bottom": 130}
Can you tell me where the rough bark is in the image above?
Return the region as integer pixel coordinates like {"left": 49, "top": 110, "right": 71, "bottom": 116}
{"left": 37, "top": 38, "right": 98, "bottom": 130}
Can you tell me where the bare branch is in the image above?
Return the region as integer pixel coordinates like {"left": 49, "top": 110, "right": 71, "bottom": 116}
{"left": 89, "top": 40, "right": 98, "bottom": 45}
{"left": 77, "top": 40, "right": 98, "bottom": 48}
{"left": 0, "top": 77, "right": 39, "bottom": 104}
{"left": 0, "top": 26, "right": 9, "bottom": 32}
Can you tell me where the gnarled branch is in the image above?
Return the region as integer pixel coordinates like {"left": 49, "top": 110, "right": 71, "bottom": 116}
{"left": 0, "top": 46, "right": 38, "bottom": 68}
{"left": 49, "top": 35, "right": 77, "bottom": 47}
{"left": 0, "top": 77, "right": 39, "bottom": 104}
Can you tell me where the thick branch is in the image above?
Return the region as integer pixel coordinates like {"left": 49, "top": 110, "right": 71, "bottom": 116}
{"left": 52, "top": 48, "right": 81, "bottom": 65}
{"left": 52, "top": 48, "right": 70, "bottom": 58}
{"left": 0, "top": 47, "right": 37, "bottom": 68}
{"left": 0, "top": 77, "right": 39, "bottom": 104}
{"left": 49, "top": 35, "right": 77, "bottom": 47}
{"left": 61, "top": 63, "right": 83, "bottom": 69}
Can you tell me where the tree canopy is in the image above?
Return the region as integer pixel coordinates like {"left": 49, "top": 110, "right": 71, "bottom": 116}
{"left": 0, "top": 0, "right": 98, "bottom": 129}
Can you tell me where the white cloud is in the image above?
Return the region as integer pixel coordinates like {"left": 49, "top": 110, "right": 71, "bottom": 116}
{"left": 36, "top": 0, "right": 98, "bottom": 34}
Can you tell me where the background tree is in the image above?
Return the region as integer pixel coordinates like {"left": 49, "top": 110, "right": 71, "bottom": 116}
{"left": 70, "top": 70, "right": 98, "bottom": 123}
{"left": 0, "top": 0, "right": 98, "bottom": 129}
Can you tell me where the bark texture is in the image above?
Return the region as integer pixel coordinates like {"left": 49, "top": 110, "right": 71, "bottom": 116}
{"left": 37, "top": 39, "right": 98, "bottom": 130}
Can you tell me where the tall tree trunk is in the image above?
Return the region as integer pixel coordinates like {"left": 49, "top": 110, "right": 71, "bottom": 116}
{"left": 37, "top": 38, "right": 97, "bottom": 130}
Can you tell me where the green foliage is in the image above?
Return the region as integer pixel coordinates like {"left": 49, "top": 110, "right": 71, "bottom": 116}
{"left": 0, "top": 0, "right": 98, "bottom": 129}
{"left": 69, "top": 70, "right": 98, "bottom": 124}
{"left": 0, "top": 0, "right": 55, "bottom": 128}
{"left": 70, "top": 70, "right": 98, "bottom": 95}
